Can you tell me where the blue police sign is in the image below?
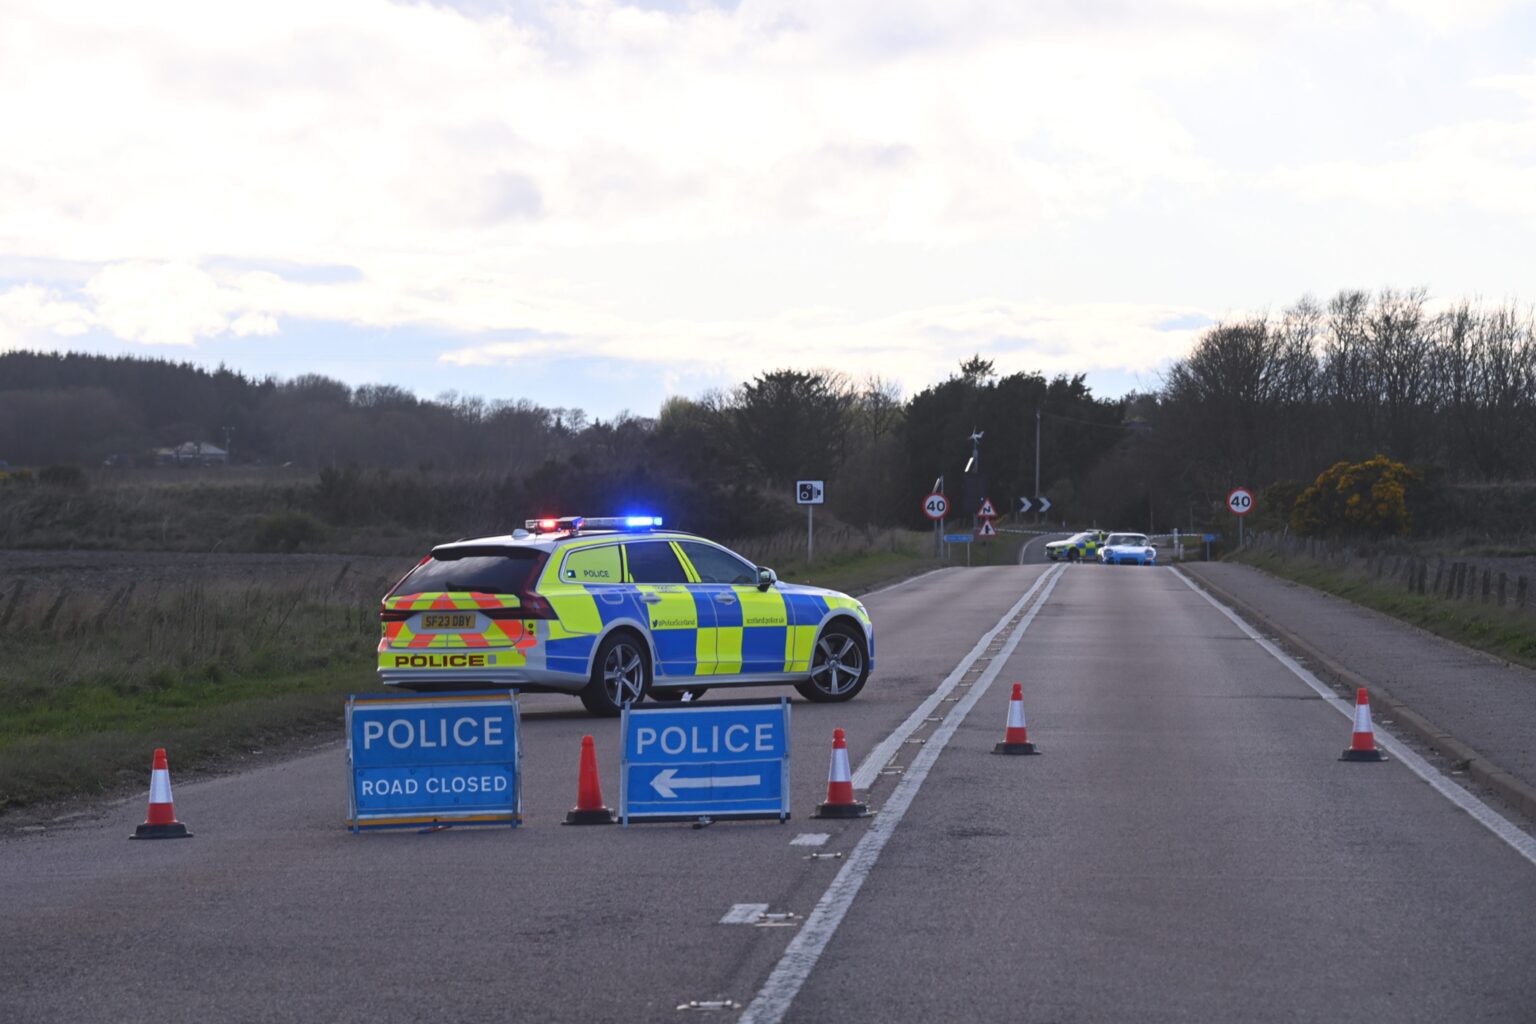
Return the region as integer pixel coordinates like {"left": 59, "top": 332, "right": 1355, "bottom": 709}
{"left": 346, "top": 692, "right": 520, "bottom": 831}
{"left": 621, "top": 699, "right": 790, "bottom": 823}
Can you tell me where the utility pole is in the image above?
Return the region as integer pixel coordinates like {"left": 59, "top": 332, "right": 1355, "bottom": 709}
{"left": 1033, "top": 409, "right": 1041, "bottom": 524}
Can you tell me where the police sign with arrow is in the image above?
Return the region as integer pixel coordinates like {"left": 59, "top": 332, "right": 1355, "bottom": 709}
{"left": 620, "top": 699, "right": 791, "bottom": 823}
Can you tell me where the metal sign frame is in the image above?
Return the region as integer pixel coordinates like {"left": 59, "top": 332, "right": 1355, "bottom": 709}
{"left": 619, "top": 698, "right": 791, "bottom": 825}
{"left": 345, "top": 691, "right": 521, "bottom": 832}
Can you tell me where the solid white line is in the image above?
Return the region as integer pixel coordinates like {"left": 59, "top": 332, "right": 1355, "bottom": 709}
{"left": 738, "top": 566, "right": 1066, "bottom": 1024}
{"left": 1173, "top": 569, "right": 1536, "bottom": 868}
{"left": 851, "top": 565, "right": 1062, "bottom": 791}
{"left": 789, "top": 833, "right": 830, "bottom": 847}
{"left": 721, "top": 904, "right": 770, "bottom": 925}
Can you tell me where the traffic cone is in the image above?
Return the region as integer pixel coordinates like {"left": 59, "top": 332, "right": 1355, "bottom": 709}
{"left": 563, "top": 735, "right": 617, "bottom": 825}
{"left": 992, "top": 683, "right": 1040, "bottom": 755}
{"left": 812, "top": 728, "right": 869, "bottom": 819}
{"left": 130, "top": 748, "right": 192, "bottom": 839}
{"left": 1340, "top": 688, "right": 1388, "bottom": 762}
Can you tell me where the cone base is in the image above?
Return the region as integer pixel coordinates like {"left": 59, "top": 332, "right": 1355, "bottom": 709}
{"left": 813, "top": 801, "right": 870, "bottom": 819}
{"left": 992, "top": 742, "right": 1040, "bottom": 755}
{"left": 1340, "top": 748, "right": 1388, "bottom": 762}
{"left": 130, "top": 822, "right": 192, "bottom": 839}
{"left": 562, "top": 807, "right": 617, "bottom": 825}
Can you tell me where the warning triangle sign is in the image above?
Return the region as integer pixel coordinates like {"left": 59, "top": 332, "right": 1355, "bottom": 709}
{"left": 978, "top": 519, "right": 997, "bottom": 537}
{"left": 977, "top": 498, "right": 997, "bottom": 518}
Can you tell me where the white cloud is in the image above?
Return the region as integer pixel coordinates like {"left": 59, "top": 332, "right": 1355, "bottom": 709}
{"left": 0, "top": 0, "right": 1532, "bottom": 395}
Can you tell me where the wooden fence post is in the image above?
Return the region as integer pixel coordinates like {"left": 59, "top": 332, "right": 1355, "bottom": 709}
{"left": 1518, "top": 576, "right": 1529, "bottom": 609}
{"left": 1498, "top": 572, "right": 1507, "bottom": 607}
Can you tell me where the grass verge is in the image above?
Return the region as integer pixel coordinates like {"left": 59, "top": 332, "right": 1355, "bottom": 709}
{"left": 1232, "top": 548, "right": 1536, "bottom": 670}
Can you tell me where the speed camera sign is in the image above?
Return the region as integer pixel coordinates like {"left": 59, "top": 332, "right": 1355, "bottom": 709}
{"left": 1227, "top": 488, "right": 1255, "bottom": 516}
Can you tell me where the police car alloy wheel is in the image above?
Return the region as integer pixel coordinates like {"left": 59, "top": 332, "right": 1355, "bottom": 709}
{"left": 581, "top": 631, "right": 651, "bottom": 716}
{"left": 1067, "top": 548, "right": 1079, "bottom": 562}
{"left": 796, "top": 622, "right": 869, "bottom": 702}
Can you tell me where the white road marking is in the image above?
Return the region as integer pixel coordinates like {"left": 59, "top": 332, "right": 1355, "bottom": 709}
{"left": 852, "top": 565, "right": 1062, "bottom": 791}
{"left": 789, "top": 833, "right": 830, "bottom": 847}
{"left": 1173, "top": 569, "right": 1536, "bottom": 869}
{"left": 738, "top": 565, "right": 1066, "bottom": 1024}
{"left": 720, "top": 904, "right": 769, "bottom": 925}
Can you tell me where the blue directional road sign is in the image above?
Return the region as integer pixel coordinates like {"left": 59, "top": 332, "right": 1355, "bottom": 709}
{"left": 943, "top": 534, "right": 973, "bottom": 544}
{"left": 346, "top": 692, "right": 520, "bottom": 832}
{"left": 621, "top": 699, "right": 790, "bottom": 823}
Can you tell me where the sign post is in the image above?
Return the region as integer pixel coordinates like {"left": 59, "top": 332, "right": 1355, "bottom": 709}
{"left": 797, "top": 480, "right": 825, "bottom": 562}
{"left": 620, "top": 699, "right": 791, "bottom": 824}
{"left": 1227, "top": 487, "right": 1254, "bottom": 547}
{"left": 345, "top": 691, "right": 520, "bottom": 832}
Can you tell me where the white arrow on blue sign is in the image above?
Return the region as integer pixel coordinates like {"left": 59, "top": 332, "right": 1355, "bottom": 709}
{"left": 621, "top": 700, "right": 790, "bottom": 822}
{"left": 1037, "top": 496, "right": 1052, "bottom": 514}
{"left": 1018, "top": 497, "right": 1032, "bottom": 513}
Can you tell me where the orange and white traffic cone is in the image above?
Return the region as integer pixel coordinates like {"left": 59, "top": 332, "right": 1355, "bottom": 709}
{"left": 812, "top": 728, "right": 869, "bottom": 819}
{"left": 1340, "top": 688, "right": 1388, "bottom": 762}
{"left": 130, "top": 748, "right": 192, "bottom": 839}
{"left": 992, "top": 683, "right": 1040, "bottom": 755}
{"left": 563, "top": 734, "right": 617, "bottom": 825}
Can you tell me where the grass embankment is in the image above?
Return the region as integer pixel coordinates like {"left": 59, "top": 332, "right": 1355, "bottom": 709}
{"left": 1231, "top": 547, "right": 1536, "bottom": 670}
{"left": 0, "top": 529, "right": 971, "bottom": 813}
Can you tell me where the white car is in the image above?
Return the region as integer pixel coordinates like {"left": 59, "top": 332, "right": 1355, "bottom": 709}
{"left": 1099, "top": 533, "right": 1157, "bottom": 566}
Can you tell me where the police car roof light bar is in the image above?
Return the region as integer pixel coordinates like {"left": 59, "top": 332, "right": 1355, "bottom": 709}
{"left": 523, "top": 515, "right": 662, "bottom": 535}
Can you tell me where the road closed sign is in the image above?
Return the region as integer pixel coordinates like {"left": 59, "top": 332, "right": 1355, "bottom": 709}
{"left": 345, "top": 692, "right": 520, "bottom": 831}
{"left": 621, "top": 699, "right": 790, "bottom": 823}
{"left": 1227, "top": 488, "right": 1255, "bottom": 516}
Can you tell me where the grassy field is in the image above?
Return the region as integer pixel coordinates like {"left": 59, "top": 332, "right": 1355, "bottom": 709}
{"left": 1231, "top": 546, "right": 1536, "bottom": 670}
{"left": 0, "top": 527, "right": 988, "bottom": 814}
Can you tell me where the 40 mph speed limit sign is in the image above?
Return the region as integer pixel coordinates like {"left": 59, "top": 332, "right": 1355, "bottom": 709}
{"left": 922, "top": 493, "right": 948, "bottom": 520}
{"left": 1227, "top": 488, "right": 1255, "bottom": 516}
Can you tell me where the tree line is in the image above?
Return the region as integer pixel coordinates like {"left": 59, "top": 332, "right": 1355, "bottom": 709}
{"left": 0, "top": 351, "right": 1126, "bottom": 535}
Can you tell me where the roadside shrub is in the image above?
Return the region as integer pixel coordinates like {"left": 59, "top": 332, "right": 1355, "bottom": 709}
{"left": 37, "top": 464, "right": 86, "bottom": 489}
{"left": 1291, "top": 455, "right": 1422, "bottom": 537}
{"left": 253, "top": 510, "right": 326, "bottom": 552}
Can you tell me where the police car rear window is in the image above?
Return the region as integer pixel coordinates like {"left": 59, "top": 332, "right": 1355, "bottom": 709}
{"left": 391, "top": 549, "right": 543, "bottom": 596}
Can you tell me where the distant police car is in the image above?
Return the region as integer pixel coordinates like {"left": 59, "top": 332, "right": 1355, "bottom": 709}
{"left": 1098, "top": 533, "right": 1158, "bottom": 566}
{"left": 378, "top": 516, "right": 875, "bottom": 716}
{"left": 1045, "top": 530, "right": 1107, "bottom": 563}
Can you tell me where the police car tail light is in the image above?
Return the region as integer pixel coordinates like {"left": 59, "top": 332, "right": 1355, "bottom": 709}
{"left": 486, "top": 595, "right": 553, "bottom": 620}
{"left": 380, "top": 606, "right": 412, "bottom": 622}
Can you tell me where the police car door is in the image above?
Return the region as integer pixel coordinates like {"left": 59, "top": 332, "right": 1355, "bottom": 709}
{"left": 676, "top": 541, "right": 787, "bottom": 678}
{"left": 624, "top": 540, "right": 714, "bottom": 679}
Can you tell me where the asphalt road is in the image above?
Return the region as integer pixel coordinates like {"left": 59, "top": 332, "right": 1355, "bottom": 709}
{"left": 4, "top": 558, "right": 1535, "bottom": 1023}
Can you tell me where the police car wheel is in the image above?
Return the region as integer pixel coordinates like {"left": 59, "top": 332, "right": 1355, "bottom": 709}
{"left": 796, "top": 622, "right": 869, "bottom": 703}
{"left": 581, "top": 632, "right": 651, "bottom": 717}
{"left": 1067, "top": 549, "right": 1079, "bottom": 563}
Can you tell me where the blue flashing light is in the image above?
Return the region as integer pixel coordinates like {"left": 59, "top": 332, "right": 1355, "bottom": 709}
{"left": 625, "top": 515, "right": 663, "bottom": 529}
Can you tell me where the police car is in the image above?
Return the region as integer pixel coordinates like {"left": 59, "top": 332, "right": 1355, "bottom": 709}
{"left": 1098, "top": 533, "right": 1158, "bottom": 566}
{"left": 378, "top": 516, "right": 875, "bottom": 716}
{"left": 1044, "top": 530, "right": 1107, "bottom": 563}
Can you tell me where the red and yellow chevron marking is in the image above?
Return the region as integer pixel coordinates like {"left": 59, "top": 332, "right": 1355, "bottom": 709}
{"left": 383, "top": 592, "right": 516, "bottom": 612}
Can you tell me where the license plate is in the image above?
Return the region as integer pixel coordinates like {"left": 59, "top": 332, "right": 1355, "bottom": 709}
{"left": 421, "top": 613, "right": 476, "bottom": 630}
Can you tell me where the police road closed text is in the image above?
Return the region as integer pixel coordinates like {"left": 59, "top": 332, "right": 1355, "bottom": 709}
{"left": 360, "top": 715, "right": 505, "bottom": 752}
{"left": 634, "top": 723, "right": 776, "bottom": 757}
{"left": 358, "top": 774, "right": 510, "bottom": 796}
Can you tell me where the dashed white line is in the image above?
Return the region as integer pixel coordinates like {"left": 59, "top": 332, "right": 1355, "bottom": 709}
{"left": 1173, "top": 568, "right": 1536, "bottom": 869}
{"left": 720, "top": 904, "right": 770, "bottom": 925}
{"left": 789, "top": 833, "right": 829, "bottom": 847}
{"left": 738, "top": 564, "right": 1067, "bottom": 1024}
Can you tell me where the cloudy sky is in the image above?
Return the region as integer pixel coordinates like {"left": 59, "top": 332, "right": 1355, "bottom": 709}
{"left": 2, "top": 0, "right": 1534, "bottom": 417}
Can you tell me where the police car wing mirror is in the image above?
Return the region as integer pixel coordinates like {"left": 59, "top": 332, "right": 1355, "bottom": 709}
{"left": 756, "top": 567, "right": 778, "bottom": 591}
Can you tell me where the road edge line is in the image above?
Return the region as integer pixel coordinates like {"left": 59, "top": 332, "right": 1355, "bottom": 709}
{"left": 1179, "top": 563, "right": 1536, "bottom": 824}
{"left": 1173, "top": 567, "right": 1536, "bottom": 868}
{"left": 739, "top": 566, "right": 1066, "bottom": 1024}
